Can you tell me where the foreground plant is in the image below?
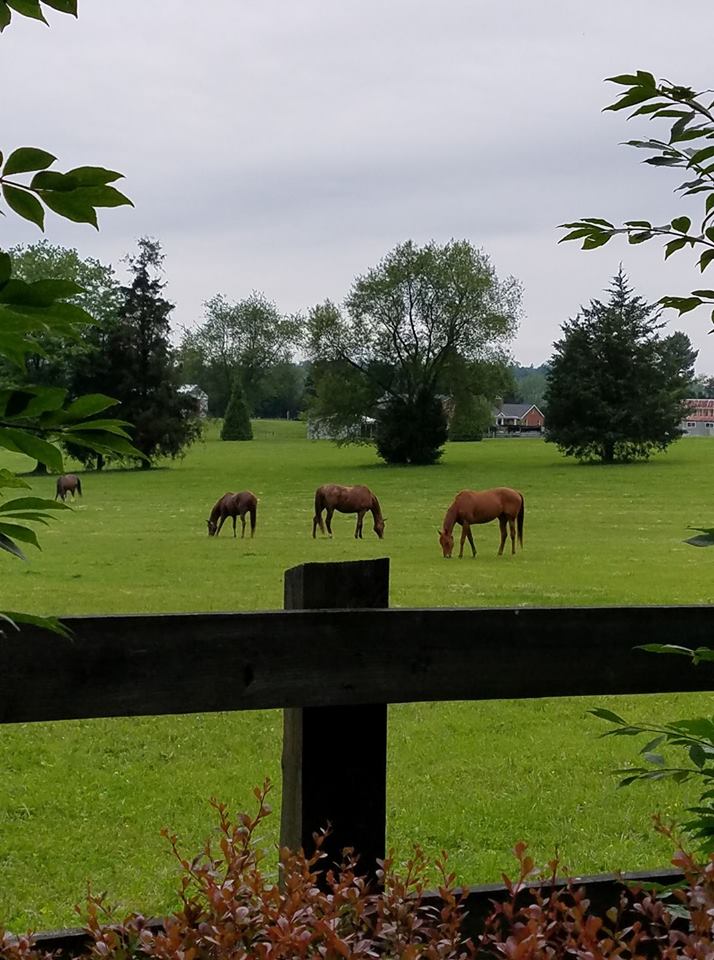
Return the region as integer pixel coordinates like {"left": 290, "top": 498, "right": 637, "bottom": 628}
{"left": 4, "top": 784, "right": 714, "bottom": 960}
{"left": 559, "top": 70, "right": 714, "bottom": 325}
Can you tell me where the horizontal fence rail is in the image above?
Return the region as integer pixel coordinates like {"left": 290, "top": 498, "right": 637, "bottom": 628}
{"left": 1, "top": 604, "right": 714, "bottom": 724}
{"left": 3, "top": 560, "right": 713, "bottom": 953}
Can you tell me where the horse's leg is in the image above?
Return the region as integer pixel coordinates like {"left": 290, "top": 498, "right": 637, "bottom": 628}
{"left": 498, "top": 516, "right": 507, "bottom": 555}
{"left": 509, "top": 516, "right": 516, "bottom": 555}
{"left": 241, "top": 514, "right": 247, "bottom": 538}
{"left": 216, "top": 515, "right": 227, "bottom": 537}
{"left": 465, "top": 524, "right": 476, "bottom": 557}
{"left": 231, "top": 515, "right": 237, "bottom": 538}
{"left": 459, "top": 523, "right": 468, "bottom": 558}
{"left": 355, "top": 510, "right": 366, "bottom": 539}
{"left": 312, "top": 511, "right": 320, "bottom": 538}
{"left": 326, "top": 508, "right": 334, "bottom": 537}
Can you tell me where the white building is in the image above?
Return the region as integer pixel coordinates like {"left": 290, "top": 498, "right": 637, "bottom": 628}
{"left": 681, "top": 398, "right": 714, "bottom": 437}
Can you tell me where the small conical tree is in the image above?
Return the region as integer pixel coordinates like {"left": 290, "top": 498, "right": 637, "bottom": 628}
{"left": 449, "top": 392, "right": 492, "bottom": 441}
{"left": 221, "top": 377, "right": 253, "bottom": 440}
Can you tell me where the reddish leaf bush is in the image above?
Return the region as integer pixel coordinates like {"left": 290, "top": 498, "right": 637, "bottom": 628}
{"left": 2, "top": 792, "right": 714, "bottom": 960}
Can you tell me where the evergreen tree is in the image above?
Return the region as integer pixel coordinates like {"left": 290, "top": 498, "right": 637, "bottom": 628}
{"left": 221, "top": 377, "right": 253, "bottom": 440}
{"left": 544, "top": 270, "right": 697, "bottom": 464}
{"left": 102, "top": 238, "right": 201, "bottom": 468}
{"left": 448, "top": 393, "right": 492, "bottom": 441}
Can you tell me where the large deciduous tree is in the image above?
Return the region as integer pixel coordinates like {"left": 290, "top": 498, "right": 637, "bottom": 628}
{"left": 180, "top": 293, "right": 302, "bottom": 415}
{"left": 99, "top": 238, "right": 201, "bottom": 468}
{"left": 544, "top": 271, "right": 696, "bottom": 464}
{"left": 308, "top": 240, "right": 520, "bottom": 465}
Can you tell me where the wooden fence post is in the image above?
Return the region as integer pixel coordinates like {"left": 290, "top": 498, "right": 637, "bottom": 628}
{"left": 280, "top": 558, "right": 389, "bottom": 884}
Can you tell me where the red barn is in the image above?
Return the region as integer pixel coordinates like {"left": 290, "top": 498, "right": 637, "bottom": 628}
{"left": 493, "top": 401, "right": 545, "bottom": 435}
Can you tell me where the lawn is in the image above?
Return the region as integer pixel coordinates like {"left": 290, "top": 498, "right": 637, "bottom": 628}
{"left": 1, "top": 424, "right": 713, "bottom": 931}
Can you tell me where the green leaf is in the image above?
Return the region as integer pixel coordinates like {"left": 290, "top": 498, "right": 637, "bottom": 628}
{"left": 660, "top": 295, "right": 702, "bottom": 315}
{"left": 0, "top": 249, "right": 10, "bottom": 284}
{"left": 665, "top": 237, "right": 688, "bottom": 259}
{"left": 0, "top": 386, "right": 67, "bottom": 418}
{"left": 6, "top": 0, "right": 46, "bottom": 21}
{"left": 605, "top": 88, "right": 657, "bottom": 112}
{"left": 637, "top": 643, "right": 694, "bottom": 656}
{"left": 629, "top": 231, "right": 652, "bottom": 244}
{"left": 0, "top": 531, "right": 26, "bottom": 560}
{"left": 700, "top": 250, "right": 714, "bottom": 272}
{"left": 64, "top": 419, "right": 132, "bottom": 437}
{"left": 0, "top": 497, "right": 68, "bottom": 514}
{"left": 64, "top": 166, "right": 123, "bottom": 186}
{"left": 2, "top": 146, "right": 55, "bottom": 175}
{"left": 671, "top": 216, "right": 691, "bottom": 233}
{"left": 29, "top": 170, "right": 79, "bottom": 192}
{"left": 36, "top": 189, "right": 97, "bottom": 227}
{"left": 1, "top": 184, "right": 44, "bottom": 228}
{"left": 641, "top": 736, "right": 665, "bottom": 754}
{"left": 582, "top": 233, "right": 611, "bottom": 250}
{"left": 0, "top": 521, "right": 40, "bottom": 550}
{"left": 606, "top": 74, "right": 640, "bottom": 86}
{"left": 0, "top": 610, "right": 71, "bottom": 638}
{"left": 643, "top": 752, "right": 665, "bottom": 766}
{"left": 0, "top": 468, "right": 29, "bottom": 490}
{"left": 691, "top": 290, "right": 714, "bottom": 298}
{"left": 63, "top": 393, "right": 118, "bottom": 420}
{"left": 689, "top": 145, "right": 714, "bottom": 167}
{"left": 41, "top": 0, "right": 77, "bottom": 12}
{"left": 0, "top": 2, "right": 12, "bottom": 30}
{"left": 690, "top": 744, "right": 707, "bottom": 768}
{"left": 0, "top": 427, "right": 63, "bottom": 471}
{"left": 589, "top": 708, "right": 626, "bottom": 725}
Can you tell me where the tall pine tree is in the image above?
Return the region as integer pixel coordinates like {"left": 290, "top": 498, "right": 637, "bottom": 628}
{"left": 544, "top": 270, "right": 696, "bottom": 464}
{"left": 102, "top": 238, "right": 201, "bottom": 468}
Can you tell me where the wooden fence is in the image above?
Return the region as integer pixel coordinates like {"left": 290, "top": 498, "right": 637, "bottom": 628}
{"left": 2, "top": 557, "right": 714, "bottom": 950}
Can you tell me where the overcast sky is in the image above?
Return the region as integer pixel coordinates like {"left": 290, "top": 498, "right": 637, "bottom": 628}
{"left": 2, "top": 0, "right": 713, "bottom": 370}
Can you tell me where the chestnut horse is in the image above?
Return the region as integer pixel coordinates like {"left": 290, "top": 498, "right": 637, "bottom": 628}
{"left": 438, "top": 487, "right": 524, "bottom": 558}
{"left": 55, "top": 474, "right": 82, "bottom": 502}
{"left": 206, "top": 491, "right": 257, "bottom": 538}
{"left": 312, "top": 484, "right": 385, "bottom": 539}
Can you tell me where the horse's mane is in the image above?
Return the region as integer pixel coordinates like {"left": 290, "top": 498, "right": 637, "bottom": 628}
{"left": 442, "top": 500, "right": 459, "bottom": 533}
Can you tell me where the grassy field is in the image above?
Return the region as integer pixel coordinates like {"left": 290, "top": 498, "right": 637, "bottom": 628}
{"left": 1, "top": 422, "right": 713, "bottom": 931}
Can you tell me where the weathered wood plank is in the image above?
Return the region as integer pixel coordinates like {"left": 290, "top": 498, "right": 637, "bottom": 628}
{"left": 1, "top": 604, "right": 713, "bottom": 724}
{"left": 281, "top": 559, "right": 388, "bottom": 878}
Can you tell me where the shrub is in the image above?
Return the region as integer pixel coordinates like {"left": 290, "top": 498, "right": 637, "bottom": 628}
{"left": 376, "top": 390, "right": 448, "bottom": 465}
{"left": 221, "top": 378, "right": 253, "bottom": 441}
{"left": 4, "top": 789, "right": 714, "bottom": 960}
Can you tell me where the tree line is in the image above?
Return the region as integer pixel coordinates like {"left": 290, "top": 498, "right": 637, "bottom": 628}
{"left": 2, "top": 235, "right": 707, "bottom": 471}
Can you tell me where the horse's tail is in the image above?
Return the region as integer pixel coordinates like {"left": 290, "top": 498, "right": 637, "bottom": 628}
{"left": 313, "top": 488, "right": 325, "bottom": 535}
{"left": 76, "top": 476, "right": 82, "bottom": 498}
{"left": 55, "top": 477, "right": 61, "bottom": 500}
{"left": 517, "top": 493, "right": 524, "bottom": 548}
{"left": 249, "top": 500, "right": 257, "bottom": 535}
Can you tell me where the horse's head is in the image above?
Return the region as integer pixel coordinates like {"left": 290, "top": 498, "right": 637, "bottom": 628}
{"left": 206, "top": 519, "right": 217, "bottom": 537}
{"left": 374, "top": 516, "right": 386, "bottom": 539}
{"left": 438, "top": 528, "right": 454, "bottom": 558}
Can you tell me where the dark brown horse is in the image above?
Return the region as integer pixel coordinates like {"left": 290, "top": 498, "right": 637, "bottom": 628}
{"left": 438, "top": 487, "right": 524, "bottom": 558}
{"left": 312, "top": 484, "right": 385, "bottom": 539}
{"left": 207, "top": 491, "right": 257, "bottom": 538}
{"left": 55, "top": 474, "right": 82, "bottom": 502}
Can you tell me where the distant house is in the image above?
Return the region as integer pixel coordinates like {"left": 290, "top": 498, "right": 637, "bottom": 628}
{"left": 681, "top": 398, "right": 714, "bottom": 437}
{"left": 178, "top": 384, "right": 209, "bottom": 417}
{"left": 492, "top": 397, "right": 545, "bottom": 435}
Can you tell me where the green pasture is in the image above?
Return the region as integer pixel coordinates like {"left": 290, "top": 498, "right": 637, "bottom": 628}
{"left": 1, "top": 423, "right": 713, "bottom": 931}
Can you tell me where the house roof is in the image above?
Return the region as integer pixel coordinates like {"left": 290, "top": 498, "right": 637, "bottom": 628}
{"left": 495, "top": 402, "right": 544, "bottom": 420}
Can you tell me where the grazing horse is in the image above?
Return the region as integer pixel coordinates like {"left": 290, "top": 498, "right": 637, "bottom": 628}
{"left": 206, "top": 491, "right": 257, "bottom": 538}
{"left": 438, "top": 487, "right": 524, "bottom": 558}
{"left": 312, "top": 484, "right": 385, "bottom": 539}
{"left": 55, "top": 474, "right": 82, "bottom": 502}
